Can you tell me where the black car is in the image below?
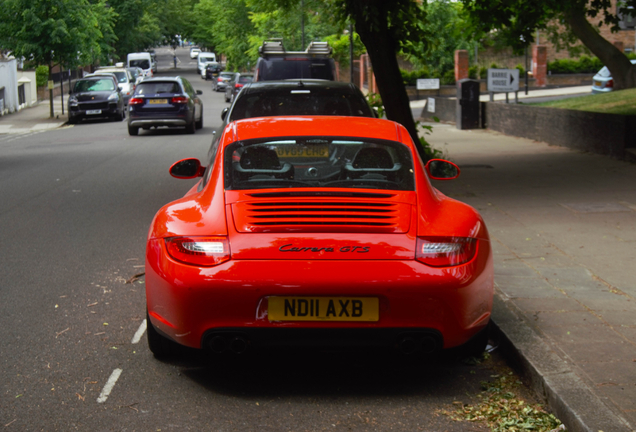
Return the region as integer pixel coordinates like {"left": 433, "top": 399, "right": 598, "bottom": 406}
{"left": 224, "top": 73, "right": 254, "bottom": 103}
{"left": 222, "top": 80, "right": 375, "bottom": 123}
{"left": 127, "top": 76, "right": 203, "bottom": 136}
{"left": 204, "top": 62, "right": 222, "bottom": 80}
{"left": 67, "top": 75, "right": 125, "bottom": 123}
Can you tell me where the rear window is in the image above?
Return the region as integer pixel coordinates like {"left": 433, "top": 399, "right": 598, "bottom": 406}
{"left": 74, "top": 79, "right": 115, "bottom": 92}
{"left": 230, "top": 88, "right": 373, "bottom": 121}
{"left": 238, "top": 75, "right": 254, "bottom": 84}
{"left": 99, "top": 71, "right": 127, "bottom": 83}
{"left": 199, "top": 56, "right": 215, "bottom": 63}
{"left": 130, "top": 59, "right": 150, "bottom": 69}
{"left": 224, "top": 137, "right": 414, "bottom": 191}
{"left": 135, "top": 82, "right": 181, "bottom": 95}
{"left": 257, "top": 58, "right": 335, "bottom": 81}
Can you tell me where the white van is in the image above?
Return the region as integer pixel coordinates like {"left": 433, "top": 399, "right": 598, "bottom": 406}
{"left": 197, "top": 52, "right": 216, "bottom": 77}
{"left": 127, "top": 52, "right": 153, "bottom": 77}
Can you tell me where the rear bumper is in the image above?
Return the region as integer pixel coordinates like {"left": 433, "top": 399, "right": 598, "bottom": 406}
{"left": 145, "top": 239, "right": 494, "bottom": 351}
{"left": 129, "top": 118, "right": 187, "bottom": 127}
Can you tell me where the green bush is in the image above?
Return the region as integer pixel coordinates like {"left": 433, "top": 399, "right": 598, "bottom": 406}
{"left": 35, "top": 65, "right": 49, "bottom": 87}
{"left": 548, "top": 56, "right": 604, "bottom": 74}
{"left": 515, "top": 64, "right": 525, "bottom": 75}
{"left": 441, "top": 69, "right": 456, "bottom": 85}
{"left": 469, "top": 65, "right": 479, "bottom": 79}
{"left": 479, "top": 66, "right": 488, "bottom": 79}
{"left": 400, "top": 68, "right": 431, "bottom": 85}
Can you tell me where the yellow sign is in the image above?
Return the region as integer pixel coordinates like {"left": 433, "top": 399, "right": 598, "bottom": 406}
{"left": 47, "top": 80, "right": 54, "bottom": 90}
{"left": 268, "top": 296, "right": 379, "bottom": 322}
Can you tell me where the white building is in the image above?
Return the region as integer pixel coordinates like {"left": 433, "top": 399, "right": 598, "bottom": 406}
{"left": 0, "top": 58, "right": 38, "bottom": 116}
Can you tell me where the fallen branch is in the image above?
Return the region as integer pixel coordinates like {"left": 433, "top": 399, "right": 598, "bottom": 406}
{"left": 126, "top": 272, "right": 145, "bottom": 284}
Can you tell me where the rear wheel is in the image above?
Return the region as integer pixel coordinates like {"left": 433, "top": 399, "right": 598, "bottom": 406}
{"left": 195, "top": 108, "right": 203, "bottom": 129}
{"left": 128, "top": 125, "right": 139, "bottom": 136}
{"left": 146, "top": 311, "right": 180, "bottom": 358}
{"left": 186, "top": 120, "right": 196, "bottom": 134}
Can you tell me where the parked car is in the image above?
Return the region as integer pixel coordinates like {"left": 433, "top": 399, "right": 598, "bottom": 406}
{"left": 127, "top": 76, "right": 203, "bottom": 136}
{"left": 68, "top": 75, "right": 125, "bottom": 123}
{"left": 144, "top": 116, "right": 494, "bottom": 359}
{"left": 222, "top": 80, "right": 375, "bottom": 124}
{"left": 254, "top": 39, "right": 335, "bottom": 81}
{"left": 592, "top": 59, "right": 636, "bottom": 93}
{"left": 224, "top": 73, "right": 253, "bottom": 103}
{"left": 190, "top": 47, "right": 201, "bottom": 59}
{"left": 213, "top": 71, "right": 234, "bottom": 92}
{"left": 197, "top": 52, "right": 217, "bottom": 78}
{"left": 203, "top": 62, "right": 221, "bottom": 80}
{"left": 149, "top": 50, "right": 158, "bottom": 74}
{"left": 93, "top": 67, "right": 136, "bottom": 104}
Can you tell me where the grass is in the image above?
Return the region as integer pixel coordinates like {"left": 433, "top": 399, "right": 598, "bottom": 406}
{"left": 530, "top": 87, "right": 636, "bottom": 115}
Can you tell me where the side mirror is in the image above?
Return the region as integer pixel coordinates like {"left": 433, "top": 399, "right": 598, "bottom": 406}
{"left": 425, "top": 159, "right": 460, "bottom": 180}
{"left": 118, "top": 86, "right": 123, "bottom": 92}
{"left": 221, "top": 107, "right": 228, "bottom": 121}
{"left": 169, "top": 158, "right": 206, "bottom": 179}
{"left": 196, "top": 90, "right": 203, "bottom": 95}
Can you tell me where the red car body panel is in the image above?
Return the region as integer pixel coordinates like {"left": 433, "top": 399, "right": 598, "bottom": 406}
{"left": 146, "top": 116, "right": 494, "bottom": 352}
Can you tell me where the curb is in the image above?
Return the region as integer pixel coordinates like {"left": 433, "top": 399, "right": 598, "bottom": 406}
{"left": 491, "top": 292, "right": 634, "bottom": 432}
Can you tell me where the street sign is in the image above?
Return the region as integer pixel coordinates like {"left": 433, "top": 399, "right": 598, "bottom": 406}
{"left": 427, "top": 97, "right": 435, "bottom": 113}
{"left": 487, "top": 69, "right": 519, "bottom": 92}
{"left": 417, "top": 78, "right": 440, "bottom": 90}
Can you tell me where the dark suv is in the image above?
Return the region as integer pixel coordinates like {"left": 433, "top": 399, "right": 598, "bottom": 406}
{"left": 254, "top": 40, "right": 336, "bottom": 82}
{"left": 68, "top": 75, "right": 125, "bottom": 123}
{"left": 127, "top": 76, "right": 203, "bottom": 135}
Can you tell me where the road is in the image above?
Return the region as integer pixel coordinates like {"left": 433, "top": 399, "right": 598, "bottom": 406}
{"left": 1, "top": 47, "right": 546, "bottom": 431}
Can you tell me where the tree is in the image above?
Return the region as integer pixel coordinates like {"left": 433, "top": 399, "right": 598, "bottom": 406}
{"left": 0, "top": 0, "right": 116, "bottom": 115}
{"left": 461, "top": 0, "right": 636, "bottom": 90}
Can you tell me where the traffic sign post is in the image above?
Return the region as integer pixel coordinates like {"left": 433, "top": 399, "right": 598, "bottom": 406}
{"left": 487, "top": 69, "right": 520, "bottom": 103}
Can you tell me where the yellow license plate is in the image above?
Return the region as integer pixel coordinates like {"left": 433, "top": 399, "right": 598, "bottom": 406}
{"left": 594, "top": 81, "right": 602, "bottom": 87}
{"left": 148, "top": 99, "right": 168, "bottom": 104}
{"left": 268, "top": 296, "right": 379, "bottom": 322}
{"left": 276, "top": 146, "right": 329, "bottom": 158}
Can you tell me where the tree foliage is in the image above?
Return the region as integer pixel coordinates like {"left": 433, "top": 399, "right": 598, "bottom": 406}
{"left": 461, "top": 0, "right": 636, "bottom": 89}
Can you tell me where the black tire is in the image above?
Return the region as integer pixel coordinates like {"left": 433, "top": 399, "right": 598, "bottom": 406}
{"left": 195, "top": 108, "right": 203, "bottom": 129}
{"left": 128, "top": 125, "right": 139, "bottom": 136}
{"left": 146, "top": 311, "right": 180, "bottom": 358}
{"left": 186, "top": 119, "right": 196, "bottom": 134}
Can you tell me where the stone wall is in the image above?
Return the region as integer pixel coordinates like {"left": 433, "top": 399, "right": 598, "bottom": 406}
{"left": 484, "top": 103, "right": 636, "bottom": 159}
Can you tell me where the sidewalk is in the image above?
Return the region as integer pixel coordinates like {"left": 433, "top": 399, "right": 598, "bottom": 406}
{"left": 422, "top": 123, "right": 636, "bottom": 432}
{"left": 0, "top": 99, "right": 67, "bottom": 135}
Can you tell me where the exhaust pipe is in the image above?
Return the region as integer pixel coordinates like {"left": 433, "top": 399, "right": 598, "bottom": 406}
{"left": 398, "top": 337, "right": 418, "bottom": 355}
{"left": 208, "top": 336, "right": 228, "bottom": 353}
{"left": 420, "top": 336, "right": 437, "bottom": 354}
{"left": 230, "top": 337, "right": 248, "bottom": 354}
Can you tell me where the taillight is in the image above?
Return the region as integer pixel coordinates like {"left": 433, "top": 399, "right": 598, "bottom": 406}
{"left": 235, "top": 83, "right": 244, "bottom": 89}
{"left": 415, "top": 237, "right": 477, "bottom": 267}
{"left": 606, "top": 79, "right": 613, "bottom": 88}
{"left": 129, "top": 97, "right": 144, "bottom": 105}
{"left": 165, "top": 236, "right": 230, "bottom": 267}
{"left": 171, "top": 96, "right": 189, "bottom": 104}
{"left": 217, "top": 77, "right": 223, "bottom": 82}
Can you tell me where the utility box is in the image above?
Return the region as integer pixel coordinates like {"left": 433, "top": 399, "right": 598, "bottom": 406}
{"left": 456, "top": 79, "right": 480, "bottom": 130}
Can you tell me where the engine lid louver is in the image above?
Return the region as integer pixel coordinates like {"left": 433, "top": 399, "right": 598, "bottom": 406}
{"left": 232, "top": 199, "right": 411, "bottom": 233}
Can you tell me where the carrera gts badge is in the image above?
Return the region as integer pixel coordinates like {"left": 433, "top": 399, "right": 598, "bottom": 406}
{"left": 279, "top": 244, "right": 370, "bottom": 253}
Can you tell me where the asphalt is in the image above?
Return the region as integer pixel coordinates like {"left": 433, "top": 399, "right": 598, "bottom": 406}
{"left": 3, "top": 87, "right": 635, "bottom": 432}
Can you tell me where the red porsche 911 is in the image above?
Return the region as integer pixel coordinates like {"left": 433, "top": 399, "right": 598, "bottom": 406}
{"left": 145, "top": 116, "right": 493, "bottom": 358}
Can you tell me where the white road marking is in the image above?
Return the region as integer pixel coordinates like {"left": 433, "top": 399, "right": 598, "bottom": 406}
{"left": 97, "top": 368, "right": 123, "bottom": 404}
{"left": 131, "top": 319, "right": 147, "bottom": 344}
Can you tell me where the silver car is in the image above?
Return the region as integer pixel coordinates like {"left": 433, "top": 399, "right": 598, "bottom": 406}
{"left": 213, "top": 71, "right": 234, "bottom": 92}
{"left": 591, "top": 59, "right": 636, "bottom": 94}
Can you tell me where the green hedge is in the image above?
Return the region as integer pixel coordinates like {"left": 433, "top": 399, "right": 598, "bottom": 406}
{"left": 546, "top": 54, "right": 636, "bottom": 74}
{"left": 36, "top": 65, "right": 49, "bottom": 87}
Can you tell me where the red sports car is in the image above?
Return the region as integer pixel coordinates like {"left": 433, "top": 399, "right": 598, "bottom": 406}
{"left": 145, "top": 116, "right": 493, "bottom": 358}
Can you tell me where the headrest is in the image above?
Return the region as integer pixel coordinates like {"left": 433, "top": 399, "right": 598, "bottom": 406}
{"left": 352, "top": 147, "right": 393, "bottom": 169}
{"left": 240, "top": 146, "right": 281, "bottom": 170}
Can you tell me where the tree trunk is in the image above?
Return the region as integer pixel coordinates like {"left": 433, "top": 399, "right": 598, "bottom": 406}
{"left": 348, "top": 2, "right": 426, "bottom": 161}
{"left": 565, "top": 8, "right": 636, "bottom": 90}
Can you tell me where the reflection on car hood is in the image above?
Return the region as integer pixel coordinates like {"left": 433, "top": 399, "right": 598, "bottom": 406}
{"left": 74, "top": 91, "right": 114, "bottom": 102}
